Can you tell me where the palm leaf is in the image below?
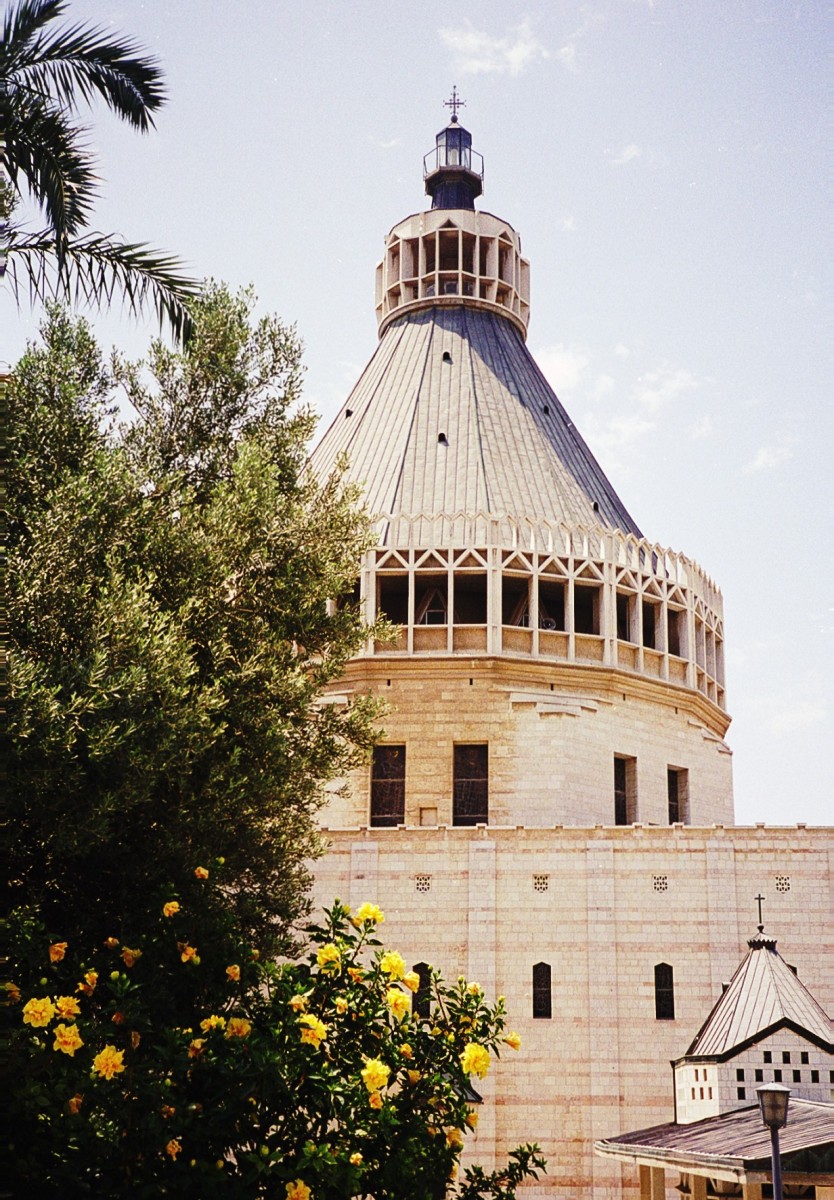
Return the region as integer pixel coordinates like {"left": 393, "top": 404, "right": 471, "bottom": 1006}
{"left": 5, "top": 227, "right": 199, "bottom": 344}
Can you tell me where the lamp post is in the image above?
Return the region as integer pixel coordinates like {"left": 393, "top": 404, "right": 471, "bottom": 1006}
{"left": 756, "top": 1083, "right": 790, "bottom": 1200}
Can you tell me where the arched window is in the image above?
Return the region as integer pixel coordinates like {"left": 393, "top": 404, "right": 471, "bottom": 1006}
{"left": 532, "top": 962, "right": 552, "bottom": 1019}
{"left": 413, "top": 962, "right": 432, "bottom": 1019}
{"left": 654, "top": 962, "right": 675, "bottom": 1020}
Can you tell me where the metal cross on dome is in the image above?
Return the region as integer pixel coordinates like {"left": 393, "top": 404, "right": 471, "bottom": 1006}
{"left": 755, "top": 893, "right": 766, "bottom": 930}
{"left": 444, "top": 86, "right": 465, "bottom": 119}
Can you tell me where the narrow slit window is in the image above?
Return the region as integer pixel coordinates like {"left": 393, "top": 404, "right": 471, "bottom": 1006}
{"left": 667, "top": 608, "right": 684, "bottom": 657}
{"left": 614, "top": 756, "right": 637, "bottom": 825}
{"left": 654, "top": 962, "right": 675, "bottom": 1020}
{"left": 667, "top": 767, "right": 689, "bottom": 824}
{"left": 532, "top": 962, "right": 552, "bottom": 1019}
{"left": 412, "top": 962, "right": 431, "bottom": 1019}
{"left": 453, "top": 744, "right": 488, "bottom": 826}
{"left": 616, "top": 592, "right": 634, "bottom": 642}
{"left": 642, "top": 600, "right": 659, "bottom": 649}
{"left": 370, "top": 745, "right": 405, "bottom": 827}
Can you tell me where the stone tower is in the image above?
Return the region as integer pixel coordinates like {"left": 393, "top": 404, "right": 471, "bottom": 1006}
{"left": 307, "top": 109, "right": 832, "bottom": 1197}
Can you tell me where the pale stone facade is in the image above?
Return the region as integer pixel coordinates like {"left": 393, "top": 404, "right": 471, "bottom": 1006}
{"left": 308, "top": 113, "right": 833, "bottom": 1196}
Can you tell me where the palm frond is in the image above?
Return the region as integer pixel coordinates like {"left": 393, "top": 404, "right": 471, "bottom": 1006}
{"left": 5, "top": 228, "right": 199, "bottom": 344}
{"left": 3, "top": 91, "right": 96, "bottom": 238}
{"left": 1, "top": 0, "right": 64, "bottom": 56}
{"left": 2, "top": 0, "right": 165, "bottom": 130}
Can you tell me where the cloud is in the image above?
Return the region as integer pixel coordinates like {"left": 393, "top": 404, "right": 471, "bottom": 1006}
{"left": 610, "top": 143, "right": 642, "bottom": 166}
{"left": 379, "top": 137, "right": 400, "bottom": 150}
{"left": 687, "top": 414, "right": 714, "bottom": 440}
{"left": 439, "top": 19, "right": 548, "bottom": 76}
{"left": 556, "top": 43, "right": 577, "bottom": 71}
{"left": 535, "top": 344, "right": 589, "bottom": 392}
{"left": 744, "top": 442, "right": 794, "bottom": 473}
{"left": 766, "top": 700, "right": 826, "bottom": 736}
{"left": 560, "top": 215, "right": 577, "bottom": 231}
{"left": 614, "top": 342, "right": 630, "bottom": 358}
{"left": 634, "top": 366, "right": 697, "bottom": 412}
{"left": 591, "top": 373, "right": 615, "bottom": 400}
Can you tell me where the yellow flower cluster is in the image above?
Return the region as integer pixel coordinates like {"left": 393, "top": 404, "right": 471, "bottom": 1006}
{"left": 402, "top": 970, "right": 420, "bottom": 993}
{"left": 288, "top": 994, "right": 307, "bottom": 1012}
{"left": 503, "top": 1031, "right": 521, "bottom": 1050}
{"left": 77, "top": 970, "right": 97, "bottom": 996}
{"left": 166, "top": 1138, "right": 182, "bottom": 1160}
{"left": 385, "top": 987, "right": 409, "bottom": 1022}
{"left": 178, "top": 942, "right": 198, "bottom": 963}
{"left": 298, "top": 1013, "right": 327, "bottom": 1049}
{"left": 162, "top": 901, "right": 180, "bottom": 917}
{"left": 49, "top": 942, "right": 68, "bottom": 963}
{"left": 55, "top": 995, "right": 80, "bottom": 1020}
{"left": 285, "top": 1182, "right": 311, "bottom": 1200}
{"left": 316, "top": 943, "right": 341, "bottom": 971}
{"left": 460, "top": 1042, "right": 491, "bottom": 1079}
{"left": 349, "top": 1152, "right": 363, "bottom": 1166}
{"left": 226, "top": 964, "right": 240, "bottom": 982}
{"left": 93, "top": 1045, "right": 125, "bottom": 1079}
{"left": 225, "top": 1017, "right": 251, "bottom": 1039}
{"left": 360, "top": 1057, "right": 390, "bottom": 1093}
{"left": 23, "top": 996, "right": 55, "bottom": 1027}
{"left": 200, "top": 1014, "right": 227, "bottom": 1032}
{"left": 194, "top": 866, "right": 209, "bottom": 880}
{"left": 379, "top": 951, "right": 405, "bottom": 980}
{"left": 353, "top": 902, "right": 384, "bottom": 925}
{"left": 53, "top": 1023, "right": 83, "bottom": 1056}
{"left": 121, "top": 947, "right": 142, "bottom": 968}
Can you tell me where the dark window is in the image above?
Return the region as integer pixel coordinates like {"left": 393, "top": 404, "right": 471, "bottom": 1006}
{"left": 793, "top": 1070, "right": 801, "bottom": 1083}
{"left": 736, "top": 1068, "right": 745, "bottom": 1081}
{"left": 642, "top": 600, "right": 658, "bottom": 648}
{"left": 574, "top": 584, "right": 600, "bottom": 635}
{"left": 614, "top": 756, "right": 636, "bottom": 824}
{"left": 763, "top": 1051, "right": 772, "bottom": 1063}
{"left": 811, "top": 1070, "right": 819, "bottom": 1083}
{"left": 616, "top": 592, "right": 633, "bottom": 641}
{"left": 453, "top": 745, "right": 488, "bottom": 826}
{"left": 667, "top": 767, "right": 689, "bottom": 824}
{"left": 539, "top": 579, "right": 565, "bottom": 630}
{"left": 454, "top": 574, "right": 487, "bottom": 624}
{"left": 502, "top": 575, "right": 529, "bottom": 626}
{"left": 533, "top": 962, "right": 552, "bottom": 1019}
{"left": 415, "top": 574, "right": 447, "bottom": 624}
{"left": 830, "top": 1070, "right": 834, "bottom": 1083}
{"left": 800, "top": 1052, "right": 809, "bottom": 1065}
{"left": 370, "top": 745, "right": 405, "bottom": 827}
{"left": 412, "top": 962, "right": 431, "bottom": 1019}
{"left": 667, "top": 608, "right": 683, "bottom": 657}
{"left": 782, "top": 1051, "right": 791, "bottom": 1063}
{"left": 737, "top": 1087, "right": 746, "bottom": 1100}
{"left": 755, "top": 1069, "right": 763, "bottom": 1082}
{"left": 774, "top": 1069, "right": 782, "bottom": 1082}
{"left": 378, "top": 574, "right": 408, "bottom": 624}
{"left": 654, "top": 963, "right": 675, "bottom": 1020}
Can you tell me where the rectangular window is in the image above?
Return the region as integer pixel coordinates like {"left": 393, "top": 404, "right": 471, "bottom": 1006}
{"left": 667, "top": 608, "right": 684, "bottom": 657}
{"left": 412, "top": 963, "right": 431, "bottom": 1019}
{"left": 763, "top": 1051, "right": 772, "bottom": 1063}
{"left": 453, "top": 744, "right": 488, "bottom": 826}
{"left": 782, "top": 1051, "right": 791, "bottom": 1063}
{"left": 642, "top": 599, "right": 659, "bottom": 649}
{"left": 736, "top": 1068, "right": 745, "bottom": 1081}
{"left": 370, "top": 745, "right": 405, "bottom": 827}
{"left": 737, "top": 1087, "right": 746, "bottom": 1100}
{"left": 538, "top": 578, "right": 565, "bottom": 630}
{"left": 453, "top": 573, "right": 487, "bottom": 624}
{"left": 654, "top": 963, "right": 675, "bottom": 1020}
{"left": 616, "top": 592, "right": 634, "bottom": 641}
{"left": 532, "top": 962, "right": 552, "bottom": 1019}
{"left": 502, "top": 575, "right": 529, "bottom": 626}
{"left": 793, "top": 1070, "right": 801, "bottom": 1083}
{"left": 774, "top": 1069, "right": 783, "bottom": 1082}
{"left": 755, "top": 1069, "right": 763, "bottom": 1082}
{"left": 574, "top": 584, "right": 600, "bottom": 635}
{"left": 811, "top": 1070, "right": 819, "bottom": 1083}
{"left": 801, "top": 1052, "right": 809, "bottom": 1065}
{"left": 415, "top": 573, "right": 448, "bottom": 625}
{"left": 667, "top": 767, "right": 689, "bottom": 824}
{"left": 377, "top": 574, "right": 408, "bottom": 624}
{"left": 614, "top": 755, "right": 637, "bottom": 825}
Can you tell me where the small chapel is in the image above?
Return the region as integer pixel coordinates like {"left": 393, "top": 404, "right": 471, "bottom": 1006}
{"left": 308, "top": 100, "right": 832, "bottom": 1197}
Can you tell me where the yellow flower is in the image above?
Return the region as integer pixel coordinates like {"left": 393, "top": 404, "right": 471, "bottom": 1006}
{"left": 93, "top": 1045, "right": 125, "bottom": 1079}
{"left": 298, "top": 1014, "right": 327, "bottom": 1049}
{"left": 446, "top": 1127, "right": 464, "bottom": 1149}
{"left": 200, "top": 1014, "right": 227, "bottom": 1032}
{"left": 5, "top": 982, "right": 22, "bottom": 1004}
{"left": 360, "top": 1057, "right": 390, "bottom": 1093}
{"left": 77, "top": 970, "right": 98, "bottom": 996}
{"left": 407, "top": 1069, "right": 421, "bottom": 1085}
{"left": 347, "top": 967, "right": 364, "bottom": 983}
{"left": 349, "top": 1152, "right": 363, "bottom": 1165}
{"left": 112, "top": 1010, "right": 126, "bottom": 1025}
{"left": 465, "top": 1110, "right": 479, "bottom": 1130}
{"left": 316, "top": 942, "right": 341, "bottom": 970}
{"left": 131, "top": 1030, "right": 141, "bottom": 1049}
{"left": 250, "top": 947, "right": 260, "bottom": 961}
{"left": 162, "top": 901, "right": 180, "bottom": 917}
{"left": 161, "top": 1104, "right": 176, "bottom": 1119}
{"left": 402, "top": 971, "right": 420, "bottom": 993}
{"left": 334, "top": 995, "right": 348, "bottom": 1014}
{"left": 467, "top": 981, "right": 482, "bottom": 995}
{"left": 22, "top": 996, "right": 55, "bottom": 1027}
{"left": 400, "top": 1043, "right": 413, "bottom": 1059}
{"left": 188, "top": 1038, "right": 206, "bottom": 1058}
{"left": 121, "top": 947, "right": 142, "bottom": 968}
{"left": 386, "top": 987, "right": 409, "bottom": 1022}
{"left": 55, "top": 995, "right": 81, "bottom": 1020}
{"left": 49, "top": 942, "right": 67, "bottom": 963}
{"left": 178, "top": 943, "right": 198, "bottom": 963}
{"left": 368, "top": 1091, "right": 383, "bottom": 1109}
{"left": 194, "top": 866, "right": 209, "bottom": 880}
{"left": 103, "top": 936, "right": 119, "bottom": 948}
{"left": 166, "top": 1138, "right": 182, "bottom": 1160}
{"left": 288, "top": 994, "right": 307, "bottom": 1012}
{"left": 53, "top": 1023, "right": 83, "bottom": 1056}
{"left": 460, "top": 1042, "right": 491, "bottom": 1079}
{"left": 68, "top": 1093, "right": 83, "bottom": 1115}
{"left": 226, "top": 963, "right": 241, "bottom": 982}
{"left": 225, "top": 1017, "right": 252, "bottom": 1039}
{"left": 285, "top": 1183, "right": 311, "bottom": 1200}
{"left": 379, "top": 950, "right": 406, "bottom": 979}
{"left": 353, "top": 902, "right": 384, "bottom": 925}
{"left": 503, "top": 1031, "right": 522, "bottom": 1050}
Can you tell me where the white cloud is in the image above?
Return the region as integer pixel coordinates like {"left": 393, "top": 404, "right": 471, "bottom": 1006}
{"left": 591, "top": 373, "right": 615, "bottom": 400}
{"left": 744, "top": 442, "right": 794, "bottom": 473}
{"left": 634, "top": 366, "right": 697, "bottom": 412}
{"left": 614, "top": 342, "right": 630, "bottom": 358}
{"left": 379, "top": 137, "right": 400, "bottom": 150}
{"left": 766, "top": 700, "right": 826, "bottom": 736}
{"left": 535, "top": 344, "right": 589, "bottom": 392}
{"left": 556, "top": 43, "right": 577, "bottom": 71}
{"left": 560, "top": 215, "right": 577, "bottom": 231}
{"left": 687, "top": 414, "right": 714, "bottom": 440}
{"left": 439, "top": 19, "right": 548, "bottom": 76}
{"left": 610, "top": 143, "right": 642, "bottom": 166}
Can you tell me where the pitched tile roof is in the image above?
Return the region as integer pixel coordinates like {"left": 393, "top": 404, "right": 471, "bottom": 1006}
{"left": 309, "top": 305, "right": 641, "bottom": 540}
{"left": 682, "top": 932, "right": 832, "bottom": 1060}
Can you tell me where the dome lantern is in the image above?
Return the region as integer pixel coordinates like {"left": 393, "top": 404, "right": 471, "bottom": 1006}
{"left": 423, "top": 89, "right": 484, "bottom": 210}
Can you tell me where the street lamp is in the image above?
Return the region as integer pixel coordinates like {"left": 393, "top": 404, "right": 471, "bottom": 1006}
{"left": 756, "top": 1083, "right": 790, "bottom": 1200}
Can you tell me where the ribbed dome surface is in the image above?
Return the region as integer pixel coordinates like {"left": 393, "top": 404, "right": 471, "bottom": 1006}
{"left": 310, "top": 305, "right": 641, "bottom": 538}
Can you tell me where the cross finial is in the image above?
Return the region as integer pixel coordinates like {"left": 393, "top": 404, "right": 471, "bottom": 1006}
{"left": 444, "top": 86, "right": 465, "bottom": 122}
{"left": 755, "top": 893, "right": 766, "bottom": 931}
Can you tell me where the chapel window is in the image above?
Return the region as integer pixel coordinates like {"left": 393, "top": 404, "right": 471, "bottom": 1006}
{"left": 377, "top": 574, "right": 409, "bottom": 625}
{"left": 614, "top": 756, "right": 637, "bottom": 825}
{"left": 539, "top": 579, "right": 565, "bottom": 630}
{"left": 667, "top": 767, "right": 689, "bottom": 824}
{"left": 412, "top": 962, "right": 431, "bottom": 1019}
{"left": 574, "top": 583, "right": 600, "bottom": 635}
{"left": 616, "top": 591, "right": 634, "bottom": 642}
{"left": 532, "top": 962, "right": 552, "bottom": 1019}
{"left": 453, "top": 744, "right": 488, "bottom": 826}
{"left": 370, "top": 745, "right": 405, "bottom": 827}
{"left": 654, "top": 963, "right": 675, "bottom": 1020}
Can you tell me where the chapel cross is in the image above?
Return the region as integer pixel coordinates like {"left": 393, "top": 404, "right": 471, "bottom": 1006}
{"left": 444, "top": 86, "right": 465, "bottom": 120}
{"left": 755, "top": 893, "right": 766, "bottom": 930}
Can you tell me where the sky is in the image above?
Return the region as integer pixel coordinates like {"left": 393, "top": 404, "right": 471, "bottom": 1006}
{"left": 3, "top": 0, "right": 831, "bottom": 826}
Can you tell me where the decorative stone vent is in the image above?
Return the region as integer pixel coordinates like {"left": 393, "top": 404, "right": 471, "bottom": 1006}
{"left": 653, "top": 875, "right": 669, "bottom": 892}
{"left": 415, "top": 874, "right": 432, "bottom": 893}
{"left": 775, "top": 875, "right": 791, "bottom": 893}
{"left": 532, "top": 874, "right": 549, "bottom": 893}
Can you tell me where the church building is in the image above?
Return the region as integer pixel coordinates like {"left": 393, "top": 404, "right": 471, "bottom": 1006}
{"left": 308, "top": 102, "right": 832, "bottom": 1197}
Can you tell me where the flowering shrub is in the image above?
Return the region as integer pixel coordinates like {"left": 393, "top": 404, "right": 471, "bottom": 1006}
{"left": 6, "top": 887, "right": 543, "bottom": 1198}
